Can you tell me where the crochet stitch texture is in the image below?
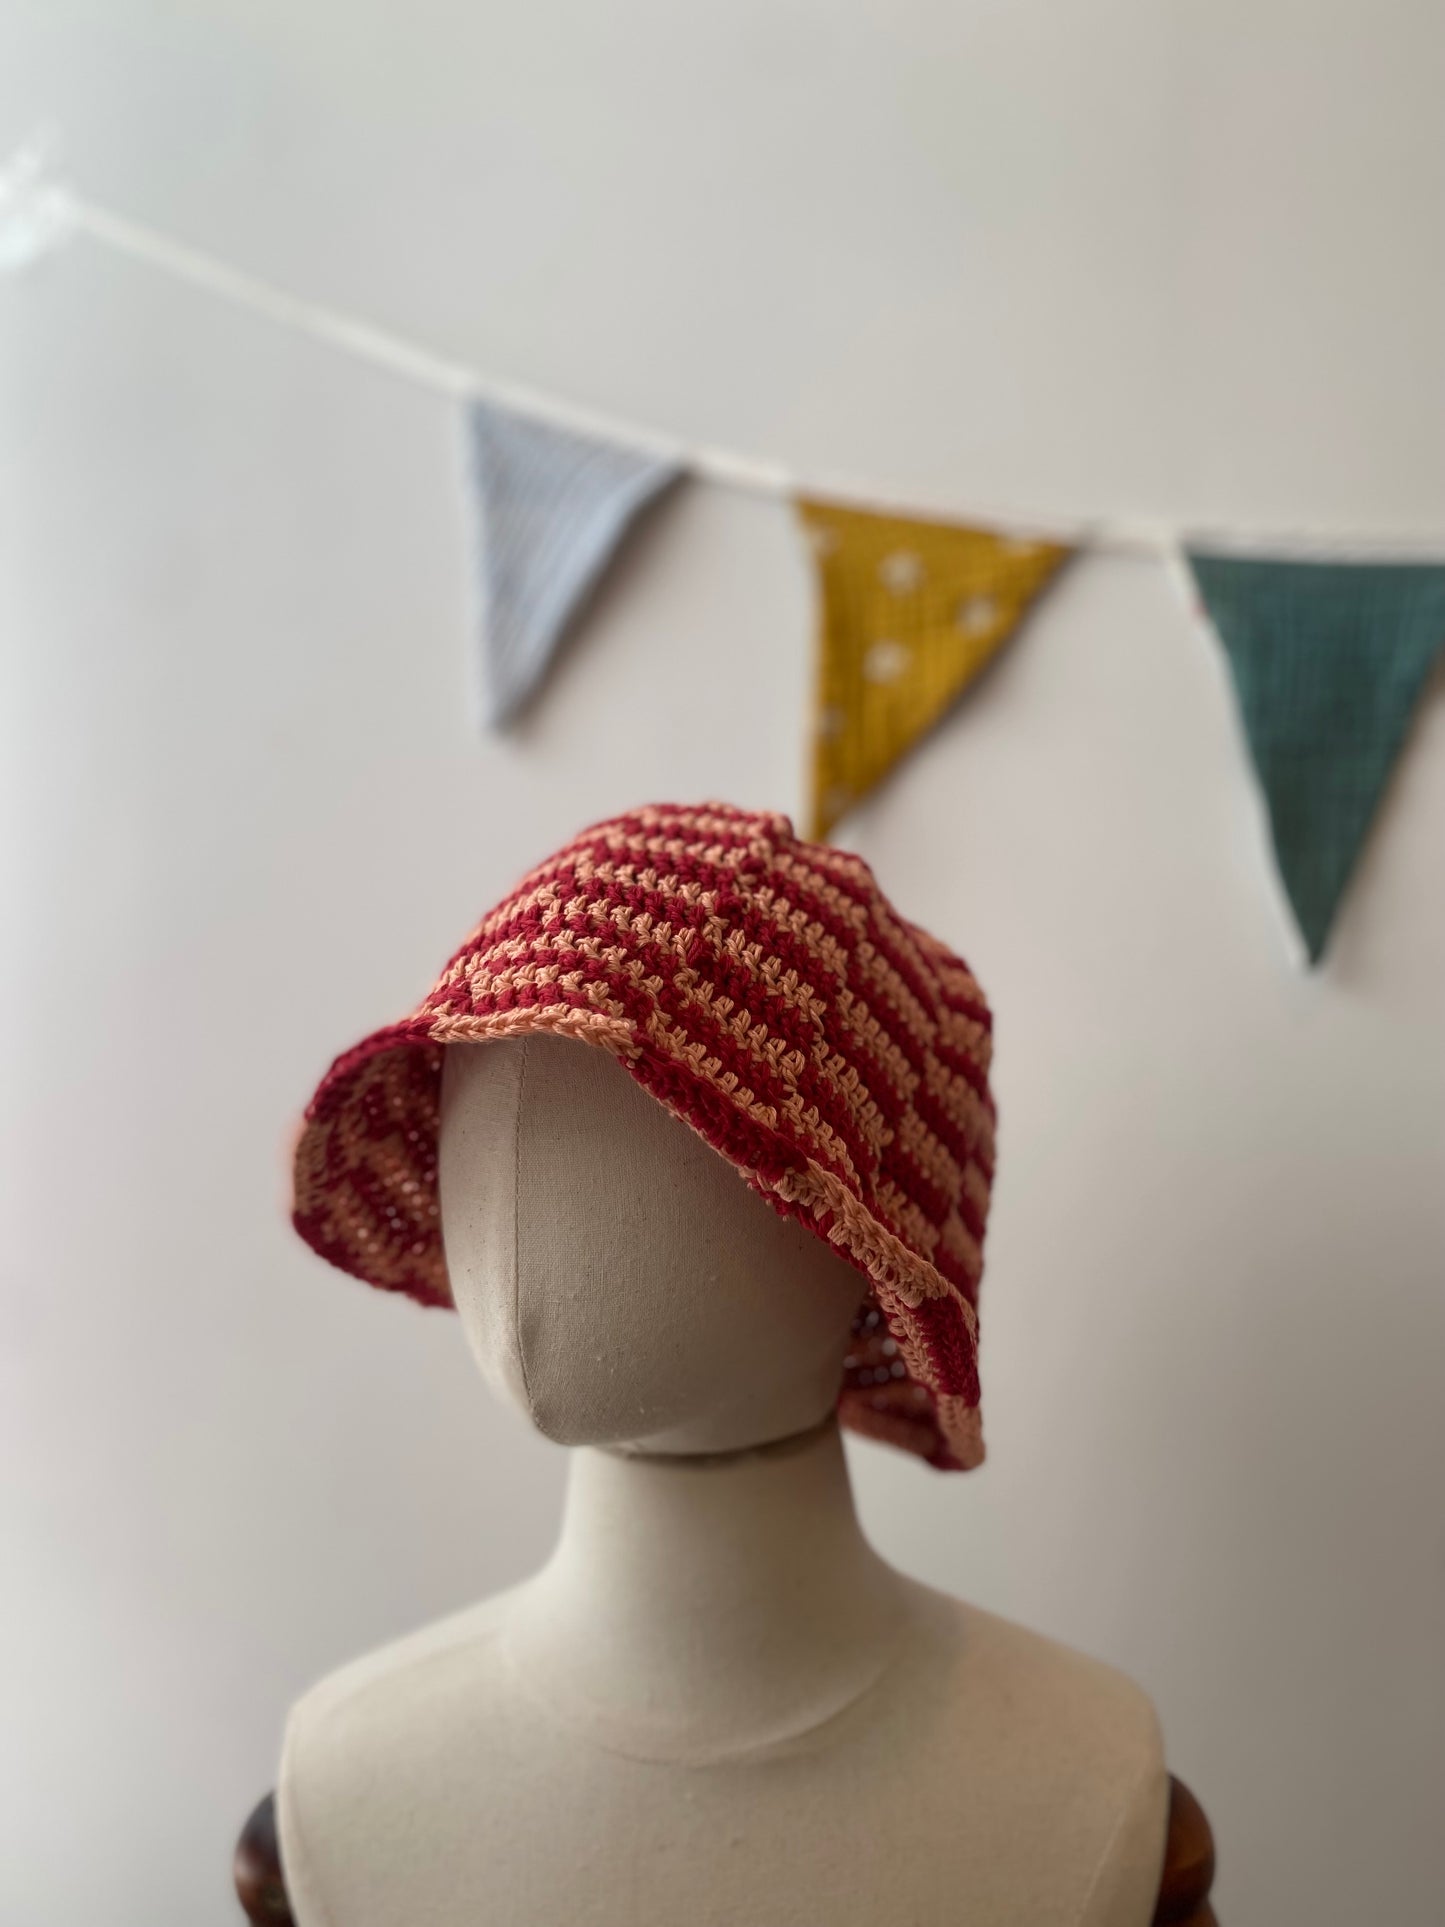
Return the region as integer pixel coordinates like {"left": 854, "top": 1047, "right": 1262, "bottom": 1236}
{"left": 292, "top": 802, "right": 996, "bottom": 1469}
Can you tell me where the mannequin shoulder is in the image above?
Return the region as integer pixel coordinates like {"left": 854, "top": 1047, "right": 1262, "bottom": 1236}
{"left": 278, "top": 1585, "right": 540, "bottom": 1924}
{"left": 281, "top": 1585, "right": 528, "bottom": 1816}
{"left": 893, "top": 1592, "right": 1170, "bottom": 1919}
{"left": 295, "top": 1585, "right": 519, "bottom": 1702}
{"left": 878, "top": 1595, "right": 1171, "bottom": 1927}
{"left": 919, "top": 1594, "right": 1166, "bottom": 1774}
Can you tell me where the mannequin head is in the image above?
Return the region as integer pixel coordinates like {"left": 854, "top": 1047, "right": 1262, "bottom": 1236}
{"left": 438, "top": 1035, "right": 866, "bottom": 1454}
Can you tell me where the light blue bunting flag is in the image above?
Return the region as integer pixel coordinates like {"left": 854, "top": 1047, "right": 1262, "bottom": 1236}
{"left": 1187, "top": 552, "right": 1445, "bottom": 962}
{"left": 463, "top": 399, "right": 683, "bottom": 727}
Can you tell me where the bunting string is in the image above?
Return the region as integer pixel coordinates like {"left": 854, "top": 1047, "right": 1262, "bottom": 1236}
{"left": 7, "top": 141, "right": 1444, "bottom": 562}
{"left": 6, "top": 132, "right": 1444, "bottom": 965}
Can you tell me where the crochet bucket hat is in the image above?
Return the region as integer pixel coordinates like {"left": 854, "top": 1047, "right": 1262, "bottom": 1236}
{"left": 292, "top": 803, "right": 996, "bottom": 1469}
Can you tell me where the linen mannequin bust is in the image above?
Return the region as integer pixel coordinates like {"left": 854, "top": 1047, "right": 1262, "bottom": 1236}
{"left": 278, "top": 1033, "right": 1169, "bottom": 1926}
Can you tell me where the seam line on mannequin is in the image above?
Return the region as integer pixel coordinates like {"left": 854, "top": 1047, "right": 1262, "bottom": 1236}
{"left": 606, "top": 1411, "right": 840, "bottom": 1469}
{"left": 276, "top": 1715, "right": 344, "bottom": 1927}
{"left": 492, "top": 1610, "right": 917, "bottom": 1768}
{"left": 1068, "top": 1755, "right": 1169, "bottom": 1927}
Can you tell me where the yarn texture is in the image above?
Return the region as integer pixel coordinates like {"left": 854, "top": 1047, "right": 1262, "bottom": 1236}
{"left": 292, "top": 802, "right": 996, "bottom": 1469}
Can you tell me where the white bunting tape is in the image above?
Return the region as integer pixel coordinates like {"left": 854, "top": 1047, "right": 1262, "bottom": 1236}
{"left": 0, "top": 129, "right": 74, "bottom": 272}
{"left": 5, "top": 129, "right": 1444, "bottom": 562}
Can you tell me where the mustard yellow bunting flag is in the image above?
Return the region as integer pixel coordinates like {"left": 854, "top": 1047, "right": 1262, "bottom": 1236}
{"left": 797, "top": 499, "right": 1072, "bottom": 840}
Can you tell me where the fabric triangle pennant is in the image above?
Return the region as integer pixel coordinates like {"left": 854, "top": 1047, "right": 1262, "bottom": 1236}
{"left": 797, "top": 498, "right": 1071, "bottom": 839}
{"left": 464, "top": 400, "right": 683, "bottom": 727}
{"left": 1186, "top": 552, "right": 1445, "bottom": 963}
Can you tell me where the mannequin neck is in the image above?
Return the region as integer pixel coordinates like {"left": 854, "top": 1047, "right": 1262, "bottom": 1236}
{"left": 501, "top": 1419, "right": 917, "bottom": 1761}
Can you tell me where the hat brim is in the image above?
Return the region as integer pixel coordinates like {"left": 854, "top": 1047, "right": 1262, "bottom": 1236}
{"left": 292, "top": 1005, "right": 984, "bottom": 1471}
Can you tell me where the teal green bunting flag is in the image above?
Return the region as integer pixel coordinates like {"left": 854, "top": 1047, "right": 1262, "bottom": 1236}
{"left": 1187, "top": 552, "right": 1445, "bottom": 962}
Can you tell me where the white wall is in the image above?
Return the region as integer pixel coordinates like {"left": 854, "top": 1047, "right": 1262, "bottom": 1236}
{"left": 2, "top": 4, "right": 1442, "bottom": 1922}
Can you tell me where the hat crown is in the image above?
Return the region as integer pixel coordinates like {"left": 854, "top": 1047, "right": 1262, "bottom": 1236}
{"left": 292, "top": 801, "right": 994, "bottom": 1470}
